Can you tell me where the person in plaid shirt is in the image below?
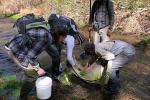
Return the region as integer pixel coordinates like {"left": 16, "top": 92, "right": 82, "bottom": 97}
{"left": 7, "top": 29, "right": 53, "bottom": 67}
{"left": 89, "top": 0, "right": 115, "bottom": 44}
{"left": 5, "top": 26, "right": 68, "bottom": 100}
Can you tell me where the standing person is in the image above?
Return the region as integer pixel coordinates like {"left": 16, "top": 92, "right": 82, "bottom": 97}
{"left": 48, "top": 13, "right": 85, "bottom": 69}
{"left": 5, "top": 24, "right": 68, "bottom": 99}
{"left": 89, "top": 0, "right": 115, "bottom": 44}
{"left": 83, "top": 40, "right": 135, "bottom": 95}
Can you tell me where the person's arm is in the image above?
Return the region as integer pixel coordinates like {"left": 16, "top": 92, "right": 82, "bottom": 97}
{"left": 101, "top": 51, "right": 115, "bottom": 60}
{"left": 25, "top": 41, "right": 46, "bottom": 76}
{"left": 107, "top": 0, "right": 115, "bottom": 30}
{"left": 25, "top": 29, "right": 53, "bottom": 75}
{"left": 88, "top": 54, "right": 98, "bottom": 66}
{"left": 65, "top": 35, "right": 75, "bottom": 66}
{"left": 70, "top": 19, "right": 78, "bottom": 32}
{"left": 89, "top": 1, "right": 98, "bottom": 25}
{"left": 80, "top": 55, "right": 97, "bottom": 71}
{"left": 26, "top": 29, "right": 52, "bottom": 66}
{"left": 95, "top": 43, "right": 115, "bottom": 60}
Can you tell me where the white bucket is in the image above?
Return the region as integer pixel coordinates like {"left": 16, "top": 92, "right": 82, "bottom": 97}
{"left": 35, "top": 76, "right": 52, "bottom": 99}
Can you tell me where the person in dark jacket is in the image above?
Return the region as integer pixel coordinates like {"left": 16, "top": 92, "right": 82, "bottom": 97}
{"left": 48, "top": 13, "right": 85, "bottom": 70}
{"left": 89, "top": 0, "right": 115, "bottom": 44}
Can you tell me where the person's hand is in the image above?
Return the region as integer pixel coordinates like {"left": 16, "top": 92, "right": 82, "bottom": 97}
{"left": 75, "top": 38, "right": 80, "bottom": 45}
{"left": 78, "top": 64, "right": 89, "bottom": 72}
{"left": 107, "top": 26, "right": 114, "bottom": 37}
{"left": 37, "top": 68, "right": 46, "bottom": 76}
{"left": 80, "top": 66, "right": 88, "bottom": 72}
{"left": 107, "top": 29, "right": 112, "bottom": 37}
{"left": 88, "top": 25, "right": 93, "bottom": 32}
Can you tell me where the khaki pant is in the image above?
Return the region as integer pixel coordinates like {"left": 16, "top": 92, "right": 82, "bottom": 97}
{"left": 93, "top": 26, "right": 110, "bottom": 45}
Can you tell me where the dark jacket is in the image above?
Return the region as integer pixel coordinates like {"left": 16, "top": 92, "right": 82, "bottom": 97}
{"left": 48, "top": 14, "right": 85, "bottom": 44}
{"left": 48, "top": 14, "right": 78, "bottom": 36}
{"left": 89, "top": 0, "right": 115, "bottom": 30}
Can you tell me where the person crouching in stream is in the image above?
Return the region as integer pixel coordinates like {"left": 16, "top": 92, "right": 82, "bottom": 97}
{"left": 82, "top": 40, "right": 135, "bottom": 95}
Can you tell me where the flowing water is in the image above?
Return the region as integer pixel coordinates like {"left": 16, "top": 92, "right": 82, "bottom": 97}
{"left": 0, "top": 18, "right": 150, "bottom": 100}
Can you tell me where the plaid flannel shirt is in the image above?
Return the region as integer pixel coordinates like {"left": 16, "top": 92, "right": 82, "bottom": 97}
{"left": 8, "top": 28, "right": 52, "bottom": 67}
{"left": 89, "top": 0, "right": 115, "bottom": 30}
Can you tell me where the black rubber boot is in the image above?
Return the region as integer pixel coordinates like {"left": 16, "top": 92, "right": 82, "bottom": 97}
{"left": 52, "top": 66, "right": 62, "bottom": 80}
{"left": 103, "top": 80, "right": 118, "bottom": 95}
{"left": 103, "top": 70, "right": 120, "bottom": 95}
{"left": 116, "top": 70, "right": 121, "bottom": 88}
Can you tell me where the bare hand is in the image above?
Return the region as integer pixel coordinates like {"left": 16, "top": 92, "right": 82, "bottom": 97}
{"left": 37, "top": 68, "right": 46, "bottom": 76}
{"left": 79, "top": 63, "right": 89, "bottom": 72}
{"left": 75, "top": 38, "right": 80, "bottom": 45}
{"left": 88, "top": 26, "right": 93, "bottom": 32}
{"left": 80, "top": 66, "right": 88, "bottom": 72}
{"left": 107, "top": 29, "right": 112, "bottom": 37}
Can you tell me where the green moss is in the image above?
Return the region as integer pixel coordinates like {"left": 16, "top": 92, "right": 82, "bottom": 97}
{"left": 142, "top": 35, "right": 150, "bottom": 43}
{"left": 0, "top": 75, "right": 21, "bottom": 89}
{"left": 0, "top": 75, "right": 21, "bottom": 99}
{"left": 10, "top": 86, "right": 21, "bottom": 99}
{"left": 0, "top": 70, "right": 3, "bottom": 77}
{"left": 10, "top": 14, "right": 21, "bottom": 20}
{"left": 0, "top": 13, "right": 20, "bottom": 21}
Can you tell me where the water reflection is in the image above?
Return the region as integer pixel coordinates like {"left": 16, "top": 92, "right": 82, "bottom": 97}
{"left": 0, "top": 47, "right": 22, "bottom": 75}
